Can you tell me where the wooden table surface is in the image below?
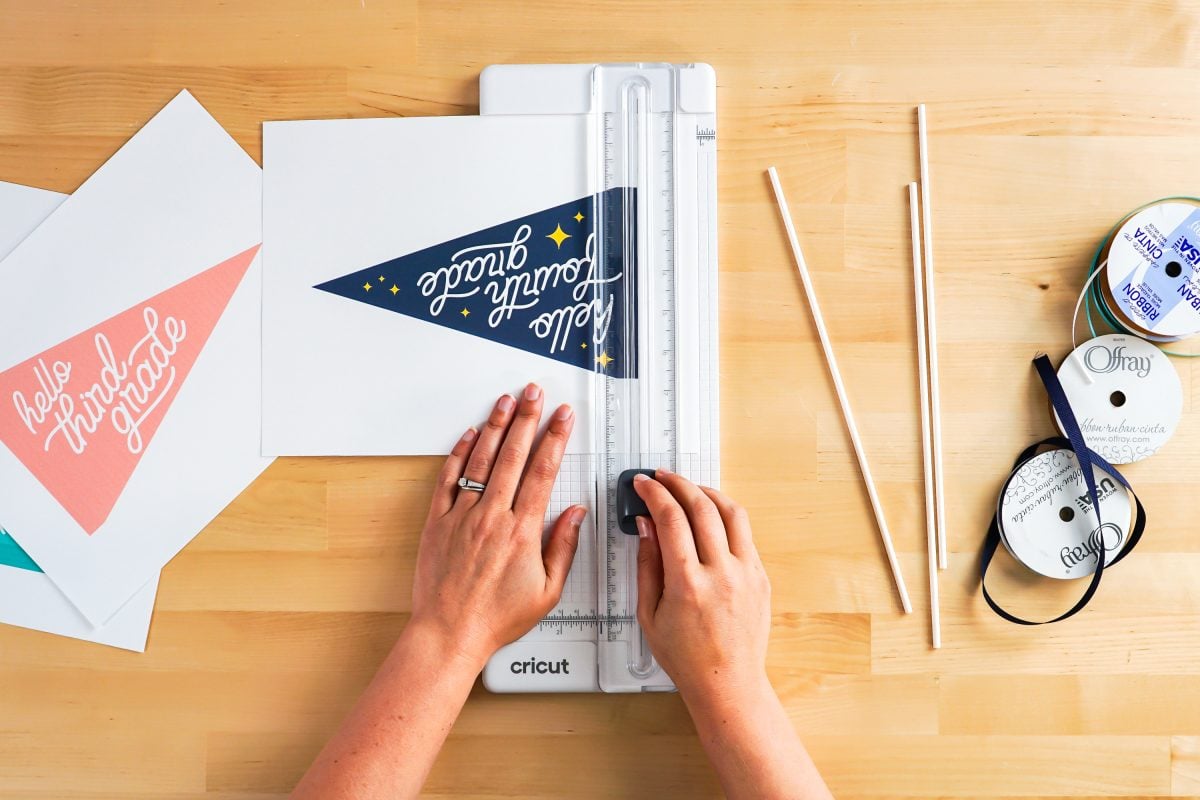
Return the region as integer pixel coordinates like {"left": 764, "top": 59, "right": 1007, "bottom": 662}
{"left": 4, "top": 1, "right": 1200, "bottom": 797}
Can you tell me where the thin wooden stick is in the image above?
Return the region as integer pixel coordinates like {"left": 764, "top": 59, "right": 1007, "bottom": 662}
{"left": 917, "top": 104, "right": 948, "bottom": 571}
{"left": 768, "top": 166, "right": 912, "bottom": 614}
{"left": 909, "top": 182, "right": 941, "bottom": 648}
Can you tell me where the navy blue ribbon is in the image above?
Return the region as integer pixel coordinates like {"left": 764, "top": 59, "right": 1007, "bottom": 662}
{"left": 980, "top": 355, "right": 1146, "bottom": 625}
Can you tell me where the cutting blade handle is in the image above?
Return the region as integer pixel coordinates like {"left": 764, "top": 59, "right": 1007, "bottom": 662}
{"left": 616, "top": 469, "right": 657, "bottom": 535}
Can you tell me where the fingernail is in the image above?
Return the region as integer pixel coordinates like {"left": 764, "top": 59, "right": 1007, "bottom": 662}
{"left": 633, "top": 473, "right": 649, "bottom": 483}
{"left": 553, "top": 403, "right": 574, "bottom": 421}
{"left": 461, "top": 426, "right": 477, "bottom": 443}
{"left": 657, "top": 467, "right": 673, "bottom": 477}
{"left": 570, "top": 506, "right": 586, "bottom": 526}
{"left": 497, "top": 394, "right": 515, "bottom": 412}
{"left": 524, "top": 382, "right": 542, "bottom": 401}
{"left": 635, "top": 516, "right": 650, "bottom": 539}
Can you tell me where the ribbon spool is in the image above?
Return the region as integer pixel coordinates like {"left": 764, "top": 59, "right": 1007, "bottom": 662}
{"left": 1083, "top": 198, "right": 1200, "bottom": 355}
{"left": 984, "top": 202, "right": 1191, "bottom": 623}
{"left": 1053, "top": 334, "right": 1182, "bottom": 464}
{"left": 997, "top": 448, "right": 1133, "bottom": 580}
{"left": 981, "top": 355, "right": 1146, "bottom": 625}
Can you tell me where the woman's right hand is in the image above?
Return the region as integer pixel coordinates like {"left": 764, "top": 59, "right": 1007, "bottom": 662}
{"left": 632, "top": 469, "right": 772, "bottom": 705}
{"left": 633, "top": 471, "right": 833, "bottom": 800}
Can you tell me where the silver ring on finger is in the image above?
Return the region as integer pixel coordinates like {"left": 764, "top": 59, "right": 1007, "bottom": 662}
{"left": 457, "top": 477, "right": 487, "bottom": 493}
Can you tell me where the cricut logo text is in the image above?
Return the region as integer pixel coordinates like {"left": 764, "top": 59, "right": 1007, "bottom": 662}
{"left": 510, "top": 657, "right": 570, "bottom": 675}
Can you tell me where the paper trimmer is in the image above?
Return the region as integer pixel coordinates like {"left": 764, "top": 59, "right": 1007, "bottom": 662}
{"left": 481, "top": 63, "right": 719, "bottom": 693}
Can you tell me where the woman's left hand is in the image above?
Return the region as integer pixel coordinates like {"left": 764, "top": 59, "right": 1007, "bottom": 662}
{"left": 409, "top": 383, "right": 583, "bottom": 669}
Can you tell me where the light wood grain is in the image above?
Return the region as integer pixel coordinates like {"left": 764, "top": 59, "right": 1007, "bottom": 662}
{"left": 3, "top": 0, "right": 1200, "bottom": 796}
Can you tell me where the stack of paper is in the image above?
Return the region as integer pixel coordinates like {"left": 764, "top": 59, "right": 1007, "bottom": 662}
{"left": 1, "top": 71, "right": 700, "bottom": 662}
{"left": 0, "top": 92, "right": 271, "bottom": 649}
{"left": 0, "top": 88, "right": 605, "bottom": 650}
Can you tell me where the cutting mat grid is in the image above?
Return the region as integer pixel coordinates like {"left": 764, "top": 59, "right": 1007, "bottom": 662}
{"left": 528, "top": 451, "right": 708, "bottom": 641}
{"left": 531, "top": 455, "right": 599, "bottom": 639}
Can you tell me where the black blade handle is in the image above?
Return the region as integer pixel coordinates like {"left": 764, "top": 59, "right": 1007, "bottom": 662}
{"left": 616, "top": 469, "right": 657, "bottom": 535}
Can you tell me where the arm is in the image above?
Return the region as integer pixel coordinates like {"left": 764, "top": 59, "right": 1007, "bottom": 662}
{"left": 293, "top": 384, "right": 581, "bottom": 800}
{"left": 633, "top": 470, "right": 833, "bottom": 800}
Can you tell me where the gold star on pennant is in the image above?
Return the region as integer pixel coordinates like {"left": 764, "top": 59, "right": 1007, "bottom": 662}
{"left": 362, "top": 282, "right": 373, "bottom": 292}
{"left": 390, "top": 284, "right": 400, "bottom": 296}
{"left": 574, "top": 211, "right": 585, "bottom": 223}
{"left": 580, "top": 342, "right": 588, "bottom": 349}
{"left": 547, "top": 224, "right": 571, "bottom": 249}
{"left": 596, "top": 351, "right": 614, "bottom": 369}
{"left": 460, "top": 308, "right": 470, "bottom": 318}
{"left": 378, "top": 276, "right": 385, "bottom": 283}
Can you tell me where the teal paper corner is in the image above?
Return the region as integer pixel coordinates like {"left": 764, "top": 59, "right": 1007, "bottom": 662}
{"left": 0, "top": 529, "right": 42, "bottom": 573}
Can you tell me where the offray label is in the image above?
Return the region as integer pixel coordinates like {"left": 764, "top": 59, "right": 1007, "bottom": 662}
{"left": 998, "top": 449, "right": 1132, "bottom": 579}
{"left": 314, "top": 190, "right": 637, "bottom": 378}
{"left": 1055, "top": 334, "right": 1182, "bottom": 464}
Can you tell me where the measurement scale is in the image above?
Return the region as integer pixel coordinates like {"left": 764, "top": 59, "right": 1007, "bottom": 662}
{"left": 481, "top": 63, "right": 719, "bottom": 693}
{"left": 594, "top": 65, "right": 679, "bottom": 689}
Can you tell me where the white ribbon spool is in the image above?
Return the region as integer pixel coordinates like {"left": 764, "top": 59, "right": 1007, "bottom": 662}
{"left": 1054, "top": 334, "right": 1182, "bottom": 464}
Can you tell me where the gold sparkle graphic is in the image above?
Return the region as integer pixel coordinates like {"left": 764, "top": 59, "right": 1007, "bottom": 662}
{"left": 390, "top": 284, "right": 400, "bottom": 296}
{"left": 596, "top": 352, "right": 614, "bottom": 369}
{"left": 460, "top": 308, "right": 471, "bottom": 318}
{"left": 573, "top": 211, "right": 585, "bottom": 223}
{"left": 547, "top": 224, "right": 571, "bottom": 249}
{"left": 362, "top": 282, "right": 373, "bottom": 292}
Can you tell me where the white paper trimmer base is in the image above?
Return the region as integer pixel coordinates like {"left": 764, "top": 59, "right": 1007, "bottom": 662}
{"left": 480, "top": 63, "right": 719, "bottom": 693}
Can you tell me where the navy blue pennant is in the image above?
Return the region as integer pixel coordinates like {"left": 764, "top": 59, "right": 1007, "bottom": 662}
{"left": 314, "top": 189, "right": 636, "bottom": 378}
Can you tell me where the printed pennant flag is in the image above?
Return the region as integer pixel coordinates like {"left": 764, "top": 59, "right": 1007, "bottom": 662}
{"left": 0, "top": 244, "right": 259, "bottom": 535}
{"left": 0, "top": 529, "right": 39, "bottom": 573}
{"left": 314, "top": 189, "right": 638, "bottom": 378}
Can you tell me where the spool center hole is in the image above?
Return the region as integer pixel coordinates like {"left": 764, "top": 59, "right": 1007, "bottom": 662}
{"left": 1110, "top": 390, "right": 1126, "bottom": 408}
{"left": 1059, "top": 507, "right": 1075, "bottom": 523}
{"left": 1166, "top": 261, "right": 1183, "bottom": 278}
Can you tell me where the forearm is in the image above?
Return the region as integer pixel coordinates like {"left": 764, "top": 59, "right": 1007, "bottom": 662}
{"left": 682, "top": 676, "right": 833, "bottom": 800}
{"left": 291, "top": 618, "right": 484, "bottom": 800}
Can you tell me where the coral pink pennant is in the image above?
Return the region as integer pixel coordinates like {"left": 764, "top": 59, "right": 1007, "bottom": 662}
{"left": 0, "top": 244, "right": 259, "bottom": 534}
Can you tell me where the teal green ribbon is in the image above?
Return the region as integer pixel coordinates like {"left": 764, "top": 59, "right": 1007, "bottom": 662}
{"left": 1084, "top": 196, "right": 1200, "bottom": 357}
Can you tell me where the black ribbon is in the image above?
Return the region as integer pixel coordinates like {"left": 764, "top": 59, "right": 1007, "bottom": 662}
{"left": 979, "top": 355, "right": 1146, "bottom": 625}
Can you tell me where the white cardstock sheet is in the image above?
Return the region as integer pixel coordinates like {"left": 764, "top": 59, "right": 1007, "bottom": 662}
{"left": 261, "top": 114, "right": 604, "bottom": 456}
{"left": 0, "top": 181, "right": 157, "bottom": 650}
{"left": 0, "top": 91, "right": 272, "bottom": 625}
